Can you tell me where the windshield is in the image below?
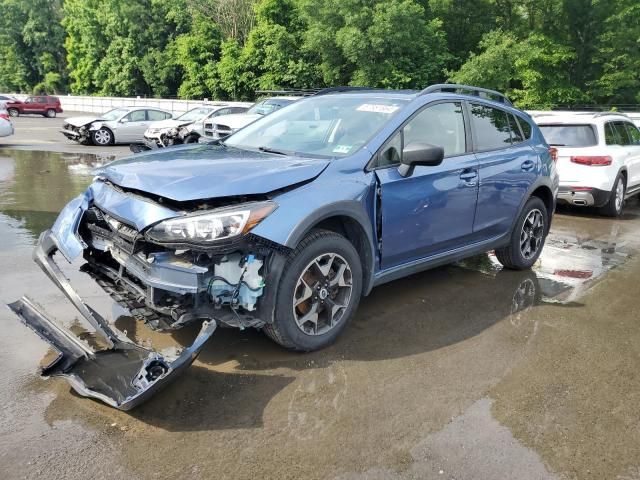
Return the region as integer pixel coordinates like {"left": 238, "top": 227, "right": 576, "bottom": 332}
{"left": 247, "top": 98, "right": 296, "bottom": 116}
{"left": 101, "top": 108, "right": 130, "bottom": 121}
{"left": 177, "top": 107, "right": 216, "bottom": 122}
{"left": 225, "top": 95, "right": 409, "bottom": 158}
{"left": 539, "top": 124, "right": 598, "bottom": 147}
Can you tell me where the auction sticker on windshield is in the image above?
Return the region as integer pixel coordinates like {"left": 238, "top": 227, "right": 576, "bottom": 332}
{"left": 356, "top": 104, "right": 400, "bottom": 114}
{"left": 333, "top": 145, "right": 352, "bottom": 154}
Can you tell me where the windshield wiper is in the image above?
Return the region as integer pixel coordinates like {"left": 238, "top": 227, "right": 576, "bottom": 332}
{"left": 258, "top": 146, "right": 288, "bottom": 155}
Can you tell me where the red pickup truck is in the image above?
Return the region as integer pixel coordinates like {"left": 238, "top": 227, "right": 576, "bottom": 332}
{"left": 6, "top": 95, "right": 63, "bottom": 118}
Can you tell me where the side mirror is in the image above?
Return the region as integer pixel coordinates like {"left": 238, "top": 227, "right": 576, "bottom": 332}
{"left": 119, "top": 117, "right": 129, "bottom": 123}
{"left": 398, "top": 142, "right": 444, "bottom": 177}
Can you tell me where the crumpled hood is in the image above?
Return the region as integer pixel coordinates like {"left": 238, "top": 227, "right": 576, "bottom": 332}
{"left": 210, "top": 113, "right": 261, "bottom": 129}
{"left": 97, "top": 144, "right": 330, "bottom": 202}
{"left": 65, "top": 116, "right": 103, "bottom": 127}
{"left": 147, "top": 118, "right": 192, "bottom": 131}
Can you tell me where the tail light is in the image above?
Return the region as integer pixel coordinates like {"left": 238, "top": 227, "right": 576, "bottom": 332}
{"left": 570, "top": 155, "right": 612, "bottom": 166}
{"left": 0, "top": 113, "right": 9, "bottom": 121}
{"left": 549, "top": 147, "right": 558, "bottom": 162}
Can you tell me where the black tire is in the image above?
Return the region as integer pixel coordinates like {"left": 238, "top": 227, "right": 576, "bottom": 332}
{"left": 91, "top": 127, "right": 114, "bottom": 146}
{"left": 263, "top": 230, "right": 362, "bottom": 351}
{"left": 8, "top": 108, "right": 18, "bottom": 117}
{"left": 599, "top": 174, "right": 625, "bottom": 217}
{"left": 45, "top": 108, "right": 56, "bottom": 118}
{"left": 184, "top": 134, "right": 199, "bottom": 144}
{"left": 495, "top": 197, "right": 548, "bottom": 270}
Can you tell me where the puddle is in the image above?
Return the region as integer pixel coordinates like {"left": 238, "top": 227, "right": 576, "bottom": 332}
{"left": 2, "top": 147, "right": 640, "bottom": 479}
{"left": 458, "top": 205, "right": 640, "bottom": 305}
{"left": 0, "top": 149, "right": 105, "bottom": 240}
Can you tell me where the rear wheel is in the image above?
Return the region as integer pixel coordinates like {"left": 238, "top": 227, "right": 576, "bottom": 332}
{"left": 45, "top": 108, "right": 56, "bottom": 118}
{"left": 263, "top": 230, "right": 362, "bottom": 351}
{"left": 599, "top": 174, "right": 625, "bottom": 217}
{"left": 7, "top": 108, "right": 18, "bottom": 117}
{"left": 495, "top": 197, "right": 548, "bottom": 270}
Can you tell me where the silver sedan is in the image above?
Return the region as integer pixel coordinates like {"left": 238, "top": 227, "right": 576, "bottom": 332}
{"left": 61, "top": 107, "right": 173, "bottom": 146}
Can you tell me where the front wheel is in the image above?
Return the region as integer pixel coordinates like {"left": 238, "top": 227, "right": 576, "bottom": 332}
{"left": 183, "top": 134, "right": 199, "bottom": 144}
{"left": 45, "top": 108, "right": 56, "bottom": 118}
{"left": 92, "top": 127, "right": 113, "bottom": 146}
{"left": 263, "top": 230, "right": 362, "bottom": 351}
{"left": 8, "top": 108, "right": 18, "bottom": 117}
{"left": 495, "top": 197, "right": 548, "bottom": 270}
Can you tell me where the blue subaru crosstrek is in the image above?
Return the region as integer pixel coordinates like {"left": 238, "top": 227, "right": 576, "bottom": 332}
{"left": 10, "top": 84, "right": 558, "bottom": 409}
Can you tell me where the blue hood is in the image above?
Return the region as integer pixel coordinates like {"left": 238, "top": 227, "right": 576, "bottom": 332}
{"left": 97, "top": 144, "right": 330, "bottom": 202}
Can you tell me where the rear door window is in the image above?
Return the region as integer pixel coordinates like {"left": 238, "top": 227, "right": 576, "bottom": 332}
{"left": 147, "top": 110, "right": 167, "bottom": 121}
{"left": 539, "top": 124, "right": 598, "bottom": 147}
{"left": 508, "top": 114, "right": 524, "bottom": 143}
{"left": 516, "top": 117, "right": 533, "bottom": 139}
{"left": 469, "top": 104, "right": 512, "bottom": 151}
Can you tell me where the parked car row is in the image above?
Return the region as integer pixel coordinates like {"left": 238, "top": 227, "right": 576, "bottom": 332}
{"left": 59, "top": 96, "right": 299, "bottom": 151}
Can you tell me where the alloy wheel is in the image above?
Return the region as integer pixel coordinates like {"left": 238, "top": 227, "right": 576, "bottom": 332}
{"left": 292, "top": 253, "right": 353, "bottom": 335}
{"left": 520, "top": 209, "right": 544, "bottom": 260}
{"left": 93, "top": 129, "right": 112, "bottom": 145}
{"left": 615, "top": 180, "right": 625, "bottom": 213}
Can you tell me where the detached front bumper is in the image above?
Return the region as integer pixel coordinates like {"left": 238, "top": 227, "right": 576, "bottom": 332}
{"left": 7, "top": 230, "right": 217, "bottom": 410}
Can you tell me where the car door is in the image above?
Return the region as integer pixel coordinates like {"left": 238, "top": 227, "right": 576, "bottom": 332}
{"left": 22, "top": 97, "right": 37, "bottom": 114}
{"left": 623, "top": 122, "right": 640, "bottom": 189}
{"left": 34, "top": 96, "right": 47, "bottom": 113}
{"left": 471, "top": 103, "right": 538, "bottom": 240}
{"left": 118, "top": 109, "right": 149, "bottom": 142}
{"left": 374, "top": 101, "right": 479, "bottom": 269}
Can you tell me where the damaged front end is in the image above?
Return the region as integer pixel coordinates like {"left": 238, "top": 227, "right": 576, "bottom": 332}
{"left": 8, "top": 178, "right": 284, "bottom": 410}
{"left": 61, "top": 121, "right": 92, "bottom": 144}
{"left": 135, "top": 124, "right": 197, "bottom": 153}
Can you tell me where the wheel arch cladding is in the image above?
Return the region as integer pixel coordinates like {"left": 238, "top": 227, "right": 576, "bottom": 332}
{"left": 531, "top": 185, "right": 554, "bottom": 218}
{"left": 285, "top": 207, "right": 376, "bottom": 296}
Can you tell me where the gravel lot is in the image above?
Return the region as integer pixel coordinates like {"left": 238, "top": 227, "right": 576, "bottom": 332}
{"left": 1, "top": 116, "right": 640, "bottom": 480}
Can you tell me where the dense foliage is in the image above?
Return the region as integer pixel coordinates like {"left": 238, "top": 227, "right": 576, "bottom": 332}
{"left": 0, "top": 0, "right": 638, "bottom": 107}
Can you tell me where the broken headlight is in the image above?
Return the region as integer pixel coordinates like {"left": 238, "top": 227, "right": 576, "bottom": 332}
{"left": 146, "top": 201, "right": 276, "bottom": 245}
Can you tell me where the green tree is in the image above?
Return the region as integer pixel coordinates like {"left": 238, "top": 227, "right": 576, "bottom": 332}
{"left": 0, "top": 0, "right": 67, "bottom": 93}
{"left": 301, "top": 0, "right": 449, "bottom": 89}
{"left": 593, "top": 0, "right": 640, "bottom": 104}
{"left": 449, "top": 29, "right": 586, "bottom": 108}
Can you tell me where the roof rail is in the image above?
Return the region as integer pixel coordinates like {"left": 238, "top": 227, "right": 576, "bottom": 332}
{"left": 255, "top": 89, "right": 321, "bottom": 97}
{"left": 592, "top": 111, "right": 631, "bottom": 119}
{"left": 420, "top": 84, "right": 512, "bottom": 106}
{"left": 313, "top": 86, "right": 376, "bottom": 96}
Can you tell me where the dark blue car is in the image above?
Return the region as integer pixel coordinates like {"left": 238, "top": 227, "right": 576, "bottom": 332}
{"left": 10, "top": 85, "right": 558, "bottom": 409}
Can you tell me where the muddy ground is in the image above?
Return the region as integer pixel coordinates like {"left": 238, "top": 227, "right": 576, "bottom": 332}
{"left": 1, "top": 118, "right": 639, "bottom": 479}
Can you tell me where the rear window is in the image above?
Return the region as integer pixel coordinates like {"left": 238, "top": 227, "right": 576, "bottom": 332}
{"left": 538, "top": 124, "right": 597, "bottom": 147}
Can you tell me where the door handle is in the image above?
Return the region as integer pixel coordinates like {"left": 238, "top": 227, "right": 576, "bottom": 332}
{"left": 521, "top": 159, "right": 536, "bottom": 171}
{"left": 459, "top": 169, "right": 478, "bottom": 186}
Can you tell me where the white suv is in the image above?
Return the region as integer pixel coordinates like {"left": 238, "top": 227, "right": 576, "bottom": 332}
{"left": 532, "top": 112, "right": 640, "bottom": 216}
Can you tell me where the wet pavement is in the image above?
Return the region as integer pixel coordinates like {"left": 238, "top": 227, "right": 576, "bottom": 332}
{"left": 1, "top": 147, "right": 640, "bottom": 479}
